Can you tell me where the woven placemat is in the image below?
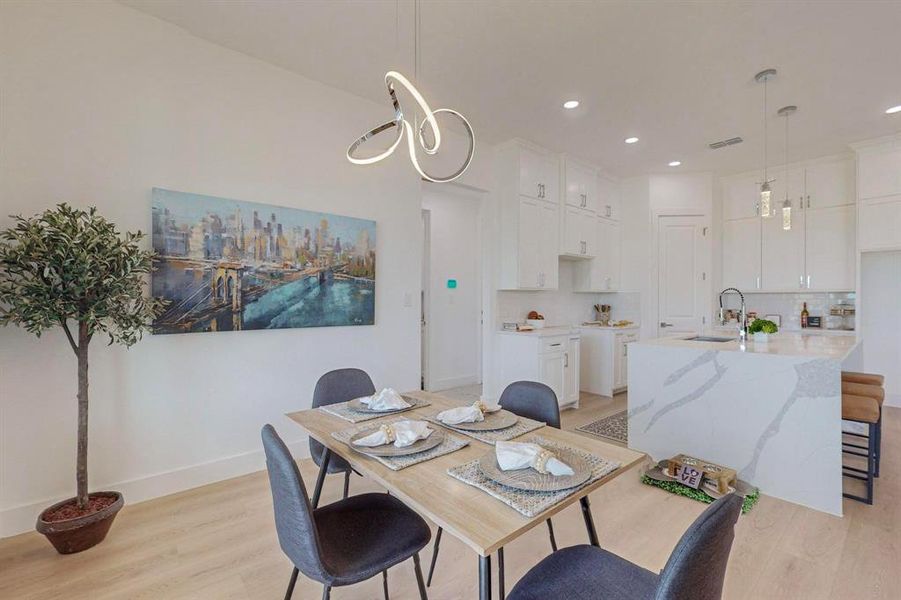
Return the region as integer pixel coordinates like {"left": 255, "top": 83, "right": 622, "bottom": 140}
{"left": 447, "top": 436, "right": 621, "bottom": 517}
{"left": 424, "top": 411, "right": 545, "bottom": 445}
{"left": 332, "top": 419, "right": 469, "bottom": 471}
{"left": 318, "top": 395, "right": 430, "bottom": 423}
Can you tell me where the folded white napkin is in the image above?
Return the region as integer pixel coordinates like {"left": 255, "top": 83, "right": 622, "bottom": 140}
{"left": 360, "top": 388, "right": 411, "bottom": 412}
{"left": 495, "top": 441, "right": 575, "bottom": 476}
{"left": 436, "top": 400, "right": 502, "bottom": 425}
{"left": 352, "top": 420, "right": 433, "bottom": 448}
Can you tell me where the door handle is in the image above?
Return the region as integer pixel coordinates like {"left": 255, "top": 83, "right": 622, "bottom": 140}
{"left": 660, "top": 322, "right": 674, "bottom": 328}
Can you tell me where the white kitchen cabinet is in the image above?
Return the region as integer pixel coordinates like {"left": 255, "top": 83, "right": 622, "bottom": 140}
{"left": 804, "top": 158, "right": 856, "bottom": 208}
{"left": 856, "top": 137, "right": 901, "bottom": 252}
{"left": 561, "top": 206, "right": 596, "bottom": 258}
{"left": 723, "top": 174, "right": 762, "bottom": 220}
{"left": 722, "top": 217, "right": 761, "bottom": 290}
{"left": 563, "top": 158, "right": 598, "bottom": 212}
{"left": 858, "top": 142, "right": 901, "bottom": 200}
{"left": 497, "top": 140, "right": 561, "bottom": 290}
{"left": 579, "top": 327, "right": 638, "bottom": 397}
{"left": 572, "top": 218, "right": 621, "bottom": 291}
{"left": 597, "top": 175, "right": 621, "bottom": 220}
{"left": 805, "top": 205, "right": 855, "bottom": 290}
{"left": 859, "top": 195, "right": 901, "bottom": 252}
{"left": 495, "top": 331, "right": 581, "bottom": 409}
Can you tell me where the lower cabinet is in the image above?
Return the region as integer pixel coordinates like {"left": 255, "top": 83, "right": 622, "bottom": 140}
{"left": 495, "top": 331, "right": 581, "bottom": 408}
{"left": 580, "top": 328, "right": 639, "bottom": 397}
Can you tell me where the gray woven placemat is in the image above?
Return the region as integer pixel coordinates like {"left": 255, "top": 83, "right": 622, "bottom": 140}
{"left": 318, "top": 395, "right": 431, "bottom": 423}
{"left": 447, "top": 436, "right": 621, "bottom": 517}
{"left": 423, "top": 410, "right": 545, "bottom": 445}
{"left": 332, "top": 419, "right": 469, "bottom": 471}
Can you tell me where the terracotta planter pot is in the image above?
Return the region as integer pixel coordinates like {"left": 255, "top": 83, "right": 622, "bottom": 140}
{"left": 36, "top": 491, "right": 124, "bottom": 554}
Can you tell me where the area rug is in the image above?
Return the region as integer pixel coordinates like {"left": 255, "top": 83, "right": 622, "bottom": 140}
{"left": 576, "top": 410, "right": 628, "bottom": 444}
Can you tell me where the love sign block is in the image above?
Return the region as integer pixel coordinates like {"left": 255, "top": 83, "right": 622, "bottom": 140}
{"left": 675, "top": 464, "right": 703, "bottom": 489}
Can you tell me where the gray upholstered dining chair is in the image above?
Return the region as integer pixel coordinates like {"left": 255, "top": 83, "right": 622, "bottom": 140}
{"left": 427, "top": 381, "right": 561, "bottom": 597}
{"left": 506, "top": 493, "right": 743, "bottom": 600}
{"left": 310, "top": 368, "right": 375, "bottom": 502}
{"left": 262, "top": 424, "right": 431, "bottom": 600}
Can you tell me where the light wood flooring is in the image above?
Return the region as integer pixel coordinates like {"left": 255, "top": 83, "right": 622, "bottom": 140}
{"left": 1, "top": 392, "right": 899, "bottom": 599}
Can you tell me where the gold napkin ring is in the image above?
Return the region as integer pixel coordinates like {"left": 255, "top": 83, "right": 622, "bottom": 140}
{"left": 533, "top": 449, "right": 553, "bottom": 474}
{"left": 473, "top": 400, "right": 488, "bottom": 415}
{"left": 379, "top": 424, "right": 396, "bottom": 443}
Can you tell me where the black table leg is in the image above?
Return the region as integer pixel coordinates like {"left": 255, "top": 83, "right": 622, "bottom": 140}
{"left": 498, "top": 547, "right": 505, "bottom": 599}
{"left": 479, "top": 555, "right": 492, "bottom": 600}
{"left": 580, "top": 496, "right": 600, "bottom": 547}
{"left": 311, "top": 447, "right": 332, "bottom": 509}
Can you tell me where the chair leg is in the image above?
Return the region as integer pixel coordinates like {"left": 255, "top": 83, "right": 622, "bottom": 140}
{"left": 343, "top": 470, "right": 351, "bottom": 499}
{"left": 545, "top": 518, "right": 558, "bottom": 552}
{"left": 412, "top": 552, "right": 429, "bottom": 600}
{"left": 311, "top": 447, "right": 331, "bottom": 509}
{"left": 498, "top": 547, "right": 505, "bottom": 599}
{"left": 382, "top": 569, "right": 389, "bottom": 600}
{"left": 579, "top": 496, "right": 600, "bottom": 547}
{"left": 426, "top": 527, "right": 443, "bottom": 586}
{"left": 284, "top": 567, "right": 299, "bottom": 600}
{"left": 321, "top": 584, "right": 331, "bottom": 600}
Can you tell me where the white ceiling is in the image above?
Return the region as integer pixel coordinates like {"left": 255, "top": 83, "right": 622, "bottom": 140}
{"left": 121, "top": 0, "right": 901, "bottom": 178}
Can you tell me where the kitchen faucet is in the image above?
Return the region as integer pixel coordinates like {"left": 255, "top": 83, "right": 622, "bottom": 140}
{"left": 719, "top": 287, "right": 747, "bottom": 343}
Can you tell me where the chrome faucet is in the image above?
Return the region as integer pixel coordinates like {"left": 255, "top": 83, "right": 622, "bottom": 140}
{"left": 719, "top": 287, "right": 747, "bottom": 343}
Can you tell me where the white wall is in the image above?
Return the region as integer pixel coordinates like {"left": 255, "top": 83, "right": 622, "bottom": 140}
{"left": 0, "top": 0, "right": 444, "bottom": 536}
{"left": 422, "top": 187, "right": 483, "bottom": 391}
{"left": 860, "top": 251, "right": 901, "bottom": 407}
{"left": 621, "top": 173, "right": 715, "bottom": 340}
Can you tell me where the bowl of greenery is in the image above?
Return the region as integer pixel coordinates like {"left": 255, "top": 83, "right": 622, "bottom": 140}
{"left": 748, "top": 318, "right": 778, "bottom": 342}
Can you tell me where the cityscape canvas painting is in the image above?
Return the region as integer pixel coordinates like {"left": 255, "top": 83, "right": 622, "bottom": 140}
{"left": 151, "top": 188, "right": 376, "bottom": 334}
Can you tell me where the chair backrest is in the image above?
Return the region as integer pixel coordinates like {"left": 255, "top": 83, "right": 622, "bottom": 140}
{"left": 309, "top": 368, "right": 376, "bottom": 460}
{"left": 261, "top": 424, "right": 330, "bottom": 583}
{"left": 655, "top": 493, "right": 742, "bottom": 600}
{"left": 498, "top": 381, "right": 561, "bottom": 429}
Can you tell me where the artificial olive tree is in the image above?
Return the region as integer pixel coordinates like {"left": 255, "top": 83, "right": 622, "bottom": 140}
{"left": 0, "top": 204, "right": 165, "bottom": 509}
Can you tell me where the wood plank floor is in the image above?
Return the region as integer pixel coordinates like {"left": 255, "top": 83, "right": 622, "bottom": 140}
{"left": 1, "top": 392, "right": 899, "bottom": 599}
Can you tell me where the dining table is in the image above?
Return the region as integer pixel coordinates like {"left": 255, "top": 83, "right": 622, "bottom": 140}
{"left": 286, "top": 390, "right": 646, "bottom": 600}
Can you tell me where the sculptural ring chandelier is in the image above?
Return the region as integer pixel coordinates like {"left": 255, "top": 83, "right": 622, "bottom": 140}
{"left": 346, "top": 71, "right": 475, "bottom": 183}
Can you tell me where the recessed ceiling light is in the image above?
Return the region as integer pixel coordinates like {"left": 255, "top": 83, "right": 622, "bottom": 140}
{"left": 624, "top": 137, "right": 639, "bottom": 144}
{"left": 886, "top": 105, "right": 901, "bottom": 114}
{"left": 563, "top": 100, "right": 580, "bottom": 109}
{"left": 668, "top": 161, "right": 682, "bottom": 167}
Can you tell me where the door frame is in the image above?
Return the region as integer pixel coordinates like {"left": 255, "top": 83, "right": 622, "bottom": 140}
{"left": 651, "top": 209, "right": 712, "bottom": 338}
{"left": 421, "top": 181, "right": 486, "bottom": 391}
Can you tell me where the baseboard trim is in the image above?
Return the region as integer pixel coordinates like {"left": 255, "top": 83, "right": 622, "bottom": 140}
{"left": 0, "top": 437, "right": 310, "bottom": 539}
{"left": 428, "top": 374, "right": 480, "bottom": 392}
{"left": 885, "top": 393, "right": 901, "bottom": 408}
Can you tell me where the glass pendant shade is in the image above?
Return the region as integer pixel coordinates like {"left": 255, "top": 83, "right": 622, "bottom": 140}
{"left": 760, "top": 181, "right": 773, "bottom": 218}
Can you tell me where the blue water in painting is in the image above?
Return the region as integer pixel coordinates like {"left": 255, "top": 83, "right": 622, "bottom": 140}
{"left": 243, "top": 277, "right": 374, "bottom": 329}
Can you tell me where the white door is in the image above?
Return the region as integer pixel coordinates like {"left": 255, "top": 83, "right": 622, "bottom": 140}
{"left": 722, "top": 218, "right": 761, "bottom": 291}
{"left": 658, "top": 215, "right": 708, "bottom": 337}
{"left": 540, "top": 351, "right": 566, "bottom": 405}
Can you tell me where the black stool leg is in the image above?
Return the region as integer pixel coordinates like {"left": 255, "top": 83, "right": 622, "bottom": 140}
{"left": 321, "top": 584, "right": 331, "bottom": 600}
{"left": 311, "top": 447, "right": 331, "bottom": 509}
{"left": 426, "top": 527, "right": 442, "bottom": 586}
{"left": 343, "top": 470, "right": 351, "bottom": 498}
{"left": 284, "top": 567, "right": 299, "bottom": 600}
{"left": 382, "top": 569, "right": 389, "bottom": 600}
{"left": 545, "top": 518, "right": 558, "bottom": 552}
{"left": 412, "top": 552, "right": 429, "bottom": 600}
{"left": 478, "top": 555, "right": 492, "bottom": 600}
{"left": 867, "top": 421, "right": 876, "bottom": 504}
{"left": 875, "top": 415, "right": 882, "bottom": 478}
{"left": 498, "top": 547, "right": 505, "bottom": 599}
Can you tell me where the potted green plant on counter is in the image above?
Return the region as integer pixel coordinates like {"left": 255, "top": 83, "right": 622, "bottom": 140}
{"left": 748, "top": 318, "right": 778, "bottom": 343}
{"left": 0, "top": 204, "right": 165, "bottom": 554}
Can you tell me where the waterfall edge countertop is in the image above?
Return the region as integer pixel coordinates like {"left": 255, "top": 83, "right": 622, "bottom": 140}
{"left": 637, "top": 331, "right": 859, "bottom": 360}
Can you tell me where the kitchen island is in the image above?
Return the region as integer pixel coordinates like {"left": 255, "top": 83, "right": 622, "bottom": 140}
{"left": 628, "top": 332, "right": 860, "bottom": 515}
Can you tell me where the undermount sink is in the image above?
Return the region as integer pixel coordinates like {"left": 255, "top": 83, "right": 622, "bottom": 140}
{"left": 683, "top": 336, "right": 735, "bottom": 342}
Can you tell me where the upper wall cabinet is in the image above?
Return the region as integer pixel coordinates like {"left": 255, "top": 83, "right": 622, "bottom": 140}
{"left": 804, "top": 158, "right": 856, "bottom": 208}
{"left": 597, "top": 175, "right": 621, "bottom": 221}
{"left": 573, "top": 217, "right": 621, "bottom": 292}
{"left": 857, "top": 140, "right": 901, "bottom": 200}
{"left": 497, "top": 140, "right": 561, "bottom": 290}
{"left": 856, "top": 137, "right": 901, "bottom": 252}
{"left": 563, "top": 158, "right": 598, "bottom": 212}
{"left": 518, "top": 143, "right": 559, "bottom": 204}
{"left": 723, "top": 173, "right": 763, "bottom": 220}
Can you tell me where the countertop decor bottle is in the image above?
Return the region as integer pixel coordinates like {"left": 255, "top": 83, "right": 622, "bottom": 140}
{"left": 801, "top": 302, "right": 809, "bottom": 328}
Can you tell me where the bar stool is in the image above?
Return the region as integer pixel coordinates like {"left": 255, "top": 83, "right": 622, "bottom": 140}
{"left": 841, "top": 393, "right": 880, "bottom": 504}
{"left": 841, "top": 372, "right": 885, "bottom": 477}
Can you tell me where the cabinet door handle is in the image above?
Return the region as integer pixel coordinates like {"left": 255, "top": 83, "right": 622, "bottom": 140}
{"left": 799, "top": 275, "right": 804, "bottom": 288}
{"left": 564, "top": 352, "right": 569, "bottom": 368}
{"left": 755, "top": 201, "right": 760, "bottom": 216}
{"left": 799, "top": 195, "right": 804, "bottom": 210}
{"left": 807, "top": 275, "right": 811, "bottom": 288}
{"left": 756, "top": 276, "right": 761, "bottom": 289}
{"left": 807, "top": 195, "right": 811, "bottom": 209}
{"left": 660, "top": 321, "right": 674, "bottom": 328}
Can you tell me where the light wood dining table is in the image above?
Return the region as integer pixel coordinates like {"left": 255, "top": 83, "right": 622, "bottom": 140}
{"left": 286, "top": 390, "right": 646, "bottom": 600}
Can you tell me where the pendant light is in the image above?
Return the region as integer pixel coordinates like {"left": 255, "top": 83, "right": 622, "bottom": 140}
{"left": 777, "top": 105, "right": 797, "bottom": 231}
{"left": 346, "top": 0, "right": 474, "bottom": 183}
{"left": 755, "top": 69, "right": 777, "bottom": 218}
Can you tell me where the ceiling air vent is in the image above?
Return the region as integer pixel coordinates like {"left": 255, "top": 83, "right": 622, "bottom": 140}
{"left": 708, "top": 137, "right": 743, "bottom": 150}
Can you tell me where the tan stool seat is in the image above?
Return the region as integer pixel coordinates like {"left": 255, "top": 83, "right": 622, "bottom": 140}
{"left": 842, "top": 371, "right": 885, "bottom": 387}
{"left": 842, "top": 394, "right": 880, "bottom": 424}
{"left": 842, "top": 381, "right": 885, "bottom": 405}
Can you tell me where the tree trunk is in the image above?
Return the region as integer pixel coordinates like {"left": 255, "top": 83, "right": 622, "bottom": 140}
{"left": 76, "top": 322, "right": 90, "bottom": 509}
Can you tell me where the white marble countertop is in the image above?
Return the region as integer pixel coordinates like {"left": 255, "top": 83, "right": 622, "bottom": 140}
{"left": 579, "top": 324, "right": 641, "bottom": 332}
{"left": 635, "top": 331, "right": 859, "bottom": 360}
{"left": 496, "top": 325, "right": 581, "bottom": 337}
{"left": 711, "top": 325, "right": 855, "bottom": 337}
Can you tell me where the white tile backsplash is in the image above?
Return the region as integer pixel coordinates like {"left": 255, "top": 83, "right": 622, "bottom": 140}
{"left": 722, "top": 292, "right": 855, "bottom": 331}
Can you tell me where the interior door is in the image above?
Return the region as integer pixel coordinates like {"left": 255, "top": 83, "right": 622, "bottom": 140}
{"left": 658, "top": 215, "right": 708, "bottom": 337}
